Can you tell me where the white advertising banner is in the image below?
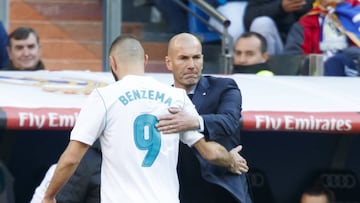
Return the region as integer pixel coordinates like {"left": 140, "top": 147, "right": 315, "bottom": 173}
{"left": 0, "top": 70, "right": 359, "bottom": 133}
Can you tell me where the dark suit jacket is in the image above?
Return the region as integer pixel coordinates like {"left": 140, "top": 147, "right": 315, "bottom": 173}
{"left": 0, "top": 21, "right": 9, "bottom": 69}
{"left": 178, "top": 76, "right": 252, "bottom": 203}
{"left": 56, "top": 140, "right": 101, "bottom": 203}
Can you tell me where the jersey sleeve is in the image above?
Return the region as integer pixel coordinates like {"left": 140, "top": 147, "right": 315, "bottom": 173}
{"left": 70, "top": 88, "right": 106, "bottom": 146}
{"left": 179, "top": 90, "right": 204, "bottom": 146}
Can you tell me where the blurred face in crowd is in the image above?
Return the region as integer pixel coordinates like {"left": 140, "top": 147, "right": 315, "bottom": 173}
{"left": 8, "top": 32, "right": 41, "bottom": 70}
{"left": 233, "top": 35, "right": 268, "bottom": 66}
{"left": 300, "top": 193, "right": 329, "bottom": 203}
{"left": 166, "top": 33, "right": 203, "bottom": 93}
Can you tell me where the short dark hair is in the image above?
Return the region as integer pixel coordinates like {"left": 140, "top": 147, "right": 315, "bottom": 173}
{"left": 237, "top": 31, "right": 267, "bottom": 53}
{"left": 109, "top": 34, "right": 139, "bottom": 54}
{"left": 8, "top": 26, "right": 40, "bottom": 47}
{"left": 302, "top": 185, "right": 336, "bottom": 203}
{"left": 109, "top": 34, "right": 142, "bottom": 81}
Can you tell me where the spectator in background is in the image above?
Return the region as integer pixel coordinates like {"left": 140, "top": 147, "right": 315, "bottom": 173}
{"left": 0, "top": 21, "right": 9, "bottom": 68}
{"left": 244, "top": 0, "right": 314, "bottom": 55}
{"left": 4, "top": 26, "right": 44, "bottom": 70}
{"left": 153, "top": 0, "right": 248, "bottom": 43}
{"left": 153, "top": 0, "right": 191, "bottom": 33}
{"left": 233, "top": 31, "right": 273, "bottom": 75}
{"left": 157, "top": 32, "right": 252, "bottom": 203}
{"left": 208, "top": 0, "right": 249, "bottom": 43}
{"left": 284, "top": 0, "right": 360, "bottom": 76}
{"left": 300, "top": 185, "right": 336, "bottom": 203}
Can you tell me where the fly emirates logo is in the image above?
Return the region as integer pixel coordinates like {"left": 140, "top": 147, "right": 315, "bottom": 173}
{"left": 18, "top": 112, "right": 79, "bottom": 129}
{"left": 255, "top": 115, "right": 352, "bottom": 132}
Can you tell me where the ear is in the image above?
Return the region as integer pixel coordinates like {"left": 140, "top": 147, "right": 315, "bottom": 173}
{"left": 165, "top": 56, "right": 172, "bottom": 71}
{"left": 109, "top": 55, "right": 117, "bottom": 73}
{"left": 263, "top": 52, "right": 269, "bottom": 62}
{"left": 144, "top": 54, "right": 149, "bottom": 66}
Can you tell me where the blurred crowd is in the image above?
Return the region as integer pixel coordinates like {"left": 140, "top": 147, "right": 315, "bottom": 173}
{"left": 150, "top": 0, "right": 360, "bottom": 76}
{"left": 1, "top": 0, "right": 359, "bottom": 76}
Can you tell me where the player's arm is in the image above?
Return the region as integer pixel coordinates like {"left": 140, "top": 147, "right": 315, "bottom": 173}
{"left": 42, "top": 140, "right": 89, "bottom": 203}
{"left": 192, "top": 138, "right": 248, "bottom": 174}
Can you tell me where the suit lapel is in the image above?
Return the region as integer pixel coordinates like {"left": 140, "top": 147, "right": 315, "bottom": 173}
{"left": 192, "top": 77, "right": 209, "bottom": 110}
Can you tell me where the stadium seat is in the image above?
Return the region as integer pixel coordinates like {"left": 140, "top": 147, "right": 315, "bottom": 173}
{"left": 188, "top": 2, "right": 220, "bottom": 43}
{"left": 0, "top": 162, "right": 15, "bottom": 203}
{"left": 310, "top": 170, "right": 360, "bottom": 203}
{"left": 267, "top": 54, "right": 308, "bottom": 75}
{"left": 247, "top": 168, "right": 276, "bottom": 203}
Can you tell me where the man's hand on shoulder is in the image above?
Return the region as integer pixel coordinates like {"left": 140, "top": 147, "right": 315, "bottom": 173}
{"left": 156, "top": 107, "right": 200, "bottom": 134}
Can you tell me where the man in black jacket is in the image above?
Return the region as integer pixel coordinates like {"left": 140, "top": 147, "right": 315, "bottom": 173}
{"left": 244, "top": 0, "right": 314, "bottom": 54}
{"left": 4, "top": 26, "right": 45, "bottom": 71}
{"left": 0, "top": 21, "right": 9, "bottom": 68}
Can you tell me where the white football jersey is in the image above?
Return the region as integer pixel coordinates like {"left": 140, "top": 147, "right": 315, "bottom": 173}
{"left": 70, "top": 75, "right": 203, "bottom": 203}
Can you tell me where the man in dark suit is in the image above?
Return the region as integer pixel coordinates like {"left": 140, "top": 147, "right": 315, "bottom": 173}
{"left": 157, "top": 33, "right": 252, "bottom": 203}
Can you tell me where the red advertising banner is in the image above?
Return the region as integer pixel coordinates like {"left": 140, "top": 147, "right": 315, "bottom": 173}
{"left": 242, "top": 111, "right": 360, "bottom": 133}
{"left": 1, "top": 107, "right": 80, "bottom": 130}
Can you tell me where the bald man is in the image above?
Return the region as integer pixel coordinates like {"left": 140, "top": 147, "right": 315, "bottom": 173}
{"left": 41, "top": 35, "right": 247, "bottom": 203}
{"left": 157, "top": 33, "right": 252, "bottom": 203}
